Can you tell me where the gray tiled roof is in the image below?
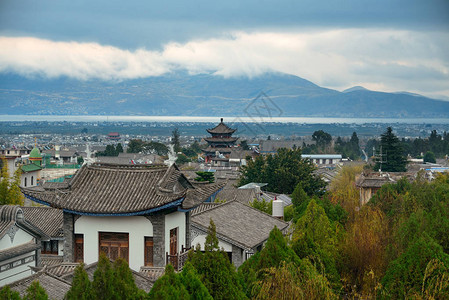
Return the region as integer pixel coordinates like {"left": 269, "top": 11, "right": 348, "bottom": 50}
{"left": 21, "top": 163, "right": 225, "bottom": 214}
{"left": 191, "top": 200, "right": 288, "bottom": 250}
{"left": 46, "top": 263, "right": 79, "bottom": 277}
{"left": 8, "top": 271, "right": 72, "bottom": 300}
{"left": 21, "top": 207, "right": 63, "bottom": 238}
{"left": 0, "top": 205, "right": 49, "bottom": 241}
{"left": 0, "top": 241, "right": 40, "bottom": 261}
{"left": 41, "top": 256, "right": 64, "bottom": 267}
{"left": 60, "top": 261, "right": 153, "bottom": 292}
{"left": 206, "top": 119, "right": 236, "bottom": 134}
{"left": 139, "top": 267, "right": 165, "bottom": 282}
{"left": 191, "top": 202, "right": 224, "bottom": 216}
{"left": 215, "top": 188, "right": 256, "bottom": 205}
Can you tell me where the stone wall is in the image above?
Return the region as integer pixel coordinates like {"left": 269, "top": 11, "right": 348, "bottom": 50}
{"left": 146, "top": 213, "right": 165, "bottom": 267}
{"left": 62, "top": 212, "right": 74, "bottom": 262}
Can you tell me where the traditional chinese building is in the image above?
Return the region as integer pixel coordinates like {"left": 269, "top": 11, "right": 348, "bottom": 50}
{"left": 202, "top": 118, "right": 238, "bottom": 163}
{"left": 21, "top": 163, "right": 224, "bottom": 272}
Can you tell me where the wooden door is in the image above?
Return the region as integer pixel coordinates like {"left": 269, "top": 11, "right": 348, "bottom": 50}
{"left": 144, "top": 237, "right": 154, "bottom": 267}
{"left": 99, "top": 232, "right": 129, "bottom": 262}
{"left": 169, "top": 228, "right": 178, "bottom": 268}
{"left": 74, "top": 234, "right": 84, "bottom": 263}
{"left": 170, "top": 228, "right": 178, "bottom": 256}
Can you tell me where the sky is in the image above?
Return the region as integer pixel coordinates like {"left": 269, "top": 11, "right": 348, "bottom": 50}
{"left": 1, "top": 0, "right": 449, "bottom": 99}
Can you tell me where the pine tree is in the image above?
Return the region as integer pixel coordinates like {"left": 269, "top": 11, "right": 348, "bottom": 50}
{"left": 0, "top": 158, "right": 9, "bottom": 204}
{"left": 23, "top": 281, "right": 48, "bottom": 300}
{"left": 0, "top": 285, "right": 21, "bottom": 300}
{"left": 112, "top": 258, "right": 143, "bottom": 300}
{"left": 65, "top": 263, "right": 94, "bottom": 300}
{"left": 172, "top": 128, "right": 181, "bottom": 153}
{"left": 148, "top": 264, "right": 190, "bottom": 300}
{"left": 179, "top": 262, "right": 213, "bottom": 300}
{"left": 189, "top": 219, "right": 247, "bottom": 300}
{"left": 7, "top": 168, "right": 24, "bottom": 205}
{"left": 92, "top": 254, "right": 116, "bottom": 300}
{"left": 374, "top": 127, "right": 407, "bottom": 172}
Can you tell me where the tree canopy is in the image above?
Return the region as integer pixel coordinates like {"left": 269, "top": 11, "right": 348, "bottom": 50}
{"left": 238, "top": 147, "right": 326, "bottom": 195}
{"left": 374, "top": 127, "right": 408, "bottom": 172}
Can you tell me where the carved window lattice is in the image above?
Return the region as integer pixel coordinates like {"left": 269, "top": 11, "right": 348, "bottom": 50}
{"left": 99, "top": 232, "right": 129, "bottom": 263}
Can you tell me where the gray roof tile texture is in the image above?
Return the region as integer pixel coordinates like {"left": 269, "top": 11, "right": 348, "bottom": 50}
{"left": 191, "top": 200, "right": 288, "bottom": 249}
{"left": 21, "top": 163, "right": 225, "bottom": 214}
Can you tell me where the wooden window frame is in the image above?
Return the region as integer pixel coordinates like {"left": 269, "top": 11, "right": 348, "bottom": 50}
{"left": 144, "top": 237, "right": 154, "bottom": 267}
{"left": 98, "top": 232, "right": 129, "bottom": 263}
{"left": 75, "top": 234, "right": 84, "bottom": 263}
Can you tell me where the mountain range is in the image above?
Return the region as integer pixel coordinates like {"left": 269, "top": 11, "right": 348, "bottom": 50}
{"left": 1, "top": 72, "right": 448, "bottom": 118}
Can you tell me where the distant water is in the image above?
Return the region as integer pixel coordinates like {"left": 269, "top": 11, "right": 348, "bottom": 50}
{"left": 1, "top": 115, "right": 449, "bottom": 124}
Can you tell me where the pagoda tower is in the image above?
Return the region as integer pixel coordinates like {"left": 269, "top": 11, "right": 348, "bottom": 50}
{"left": 203, "top": 118, "right": 238, "bottom": 163}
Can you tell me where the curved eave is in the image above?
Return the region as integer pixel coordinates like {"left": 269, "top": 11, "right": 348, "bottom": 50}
{"left": 206, "top": 128, "right": 236, "bottom": 135}
{"left": 178, "top": 186, "right": 224, "bottom": 212}
{"left": 23, "top": 193, "right": 185, "bottom": 217}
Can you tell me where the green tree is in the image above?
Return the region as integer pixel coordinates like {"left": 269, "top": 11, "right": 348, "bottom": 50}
{"left": 127, "top": 139, "right": 145, "bottom": 153}
{"left": 0, "top": 158, "right": 9, "bottom": 204}
{"left": 423, "top": 151, "right": 436, "bottom": 163}
{"left": 179, "top": 262, "right": 213, "bottom": 300}
{"left": 249, "top": 198, "right": 272, "bottom": 215}
{"left": 238, "top": 148, "right": 326, "bottom": 195}
{"left": 292, "top": 199, "right": 341, "bottom": 290}
{"left": 116, "top": 143, "right": 124, "bottom": 154}
{"left": 77, "top": 156, "right": 84, "bottom": 165}
{"left": 92, "top": 254, "right": 116, "bottom": 300}
{"left": 189, "top": 219, "right": 247, "bottom": 300}
{"left": 65, "top": 263, "right": 94, "bottom": 300}
{"left": 312, "top": 130, "right": 332, "bottom": 151}
{"left": 0, "top": 286, "right": 21, "bottom": 300}
{"left": 148, "top": 264, "right": 190, "bottom": 300}
{"left": 381, "top": 235, "right": 449, "bottom": 298}
{"left": 23, "top": 281, "right": 48, "bottom": 300}
{"left": 0, "top": 159, "right": 24, "bottom": 205}
{"left": 374, "top": 127, "right": 407, "bottom": 172}
{"left": 172, "top": 128, "right": 181, "bottom": 153}
{"left": 194, "top": 171, "right": 215, "bottom": 183}
{"left": 240, "top": 140, "right": 250, "bottom": 150}
{"left": 112, "top": 258, "right": 144, "bottom": 299}
{"left": 176, "top": 154, "right": 191, "bottom": 165}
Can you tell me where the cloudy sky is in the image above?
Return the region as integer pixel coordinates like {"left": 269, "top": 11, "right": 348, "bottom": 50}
{"left": 1, "top": 0, "right": 448, "bottom": 99}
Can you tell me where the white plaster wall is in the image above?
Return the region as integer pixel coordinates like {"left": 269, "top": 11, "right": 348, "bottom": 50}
{"left": 165, "top": 211, "right": 186, "bottom": 254}
{"left": 58, "top": 240, "right": 64, "bottom": 256}
{"left": 21, "top": 170, "right": 40, "bottom": 187}
{"left": 74, "top": 216, "right": 153, "bottom": 271}
{"left": 0, "top": 251, "right": 35, "bottom": 286}
{"left": 0, "top": 227, "right": 34, "bottom": 250}
{"left": 191, "top": 233, "right": 233, "bottom": 252}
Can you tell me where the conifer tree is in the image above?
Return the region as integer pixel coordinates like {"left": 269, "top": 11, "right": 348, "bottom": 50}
{"left": 148, "top": 264, "right": 190, "bottom": 300}
{"left": 179, "top": 262, "right": 213, "bottom": 300}
{"left": 92, "top": 253, "right": 116, "bottom": 300}
{"left": 0, "top": 285, "right": 21, "bottom": 300}
{"left": 374, "top": 127, "right": 407, "bottom": 172}
{"left": 112, "top": 258, "right": 144, "bottom": 299}
{"left": 65, "top": 263, "right": 94, "bottom": 300}
{"left": 0, "top": 159, "right": 9, "bottom": 204}
{"left": 189, "top": 219, "right": 247, "bottom": 300}
{"left": 23, "top": 281, "right": 48, "bottom": 300}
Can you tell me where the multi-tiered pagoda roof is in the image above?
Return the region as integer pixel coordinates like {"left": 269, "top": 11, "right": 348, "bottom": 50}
{"left": 202, "top": 118, "right": 238, "bottom": 160}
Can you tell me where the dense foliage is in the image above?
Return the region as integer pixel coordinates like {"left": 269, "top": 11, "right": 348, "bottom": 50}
{"left": 238, "top": 147, "right": 326, "bottom": 195}
{"left": 0, "top": 158, "right": 24, "bottom": 205}
{"left": 188, "top": 220, "right": 247, "bottom": 300}
{"left": 194, "top": 171, "right": 215, "bottom": 183}
{"left": 374, "top": 127, "right": 408, "bottom": 172}
{"left": 96, "top": 143, "right": 124, "bottom": 157}
{"left": 127, "top": 139, "right": 169, "bottom": 155}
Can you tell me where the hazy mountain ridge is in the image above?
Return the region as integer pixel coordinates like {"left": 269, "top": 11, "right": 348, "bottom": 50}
{"left": 1, "top": 72, "right": 448, "bottom": 118}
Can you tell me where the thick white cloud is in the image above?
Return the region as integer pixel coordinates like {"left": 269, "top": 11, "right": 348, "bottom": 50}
{"left": 0, "top": 29, "right": 448, "bottom": 98}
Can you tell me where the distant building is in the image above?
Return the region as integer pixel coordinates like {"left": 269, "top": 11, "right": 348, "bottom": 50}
{"left": 21, "top": 163, "right": 224, "bottom": 272}
{"left": 301, "top": 154, "right": 342, "bottom": 166}
{"left": 107, "top": 132, "right": 121, "bottom": 141}
{"left": 203, "top": 118, "right": 238, "bottom": 163}
{"left": 0, "top": 206, "right": 48, "bottom": 286}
